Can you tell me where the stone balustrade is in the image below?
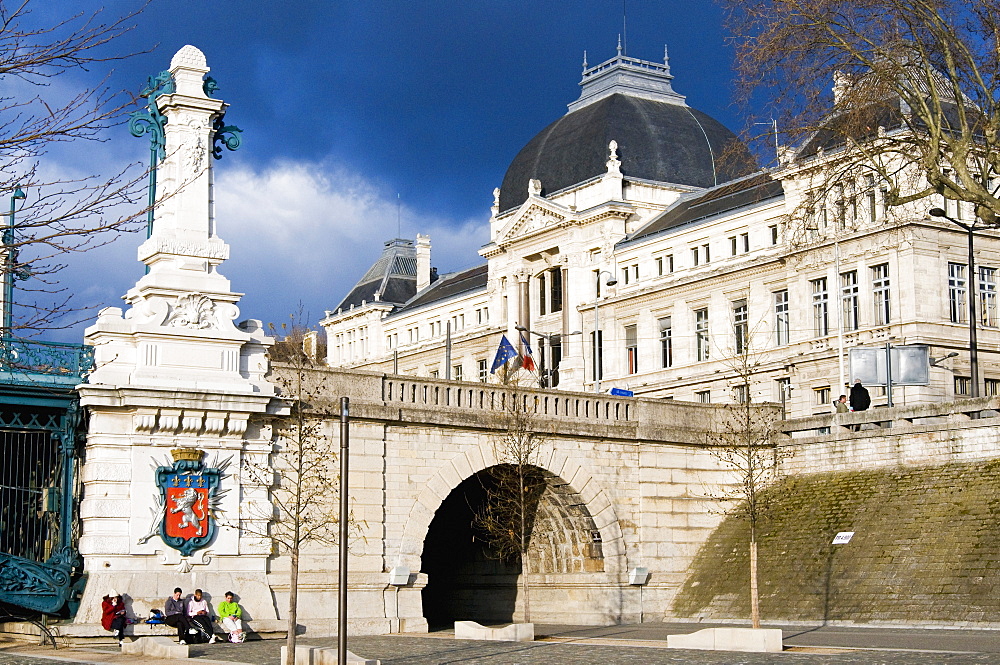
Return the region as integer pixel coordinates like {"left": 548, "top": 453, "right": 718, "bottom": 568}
{"left": 778, "top": 396, "right": 1000, "bottom": 475}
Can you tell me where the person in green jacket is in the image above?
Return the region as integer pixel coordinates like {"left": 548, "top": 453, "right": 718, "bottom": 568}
{"left": 217, "top": 591, "right": 244, "bottom": 643}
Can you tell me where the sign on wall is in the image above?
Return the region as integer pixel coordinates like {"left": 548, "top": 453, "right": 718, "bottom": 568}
{"left": 849, "top": 345, "right": 930, "bottom": 386}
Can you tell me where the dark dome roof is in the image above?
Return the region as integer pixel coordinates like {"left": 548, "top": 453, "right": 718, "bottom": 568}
{"left": 498, "top": 93, "right": 754, "bottom": 212}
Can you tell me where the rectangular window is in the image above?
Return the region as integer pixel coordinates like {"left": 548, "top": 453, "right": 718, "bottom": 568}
{"left": 865, "top": 175, "right": 877, "bottom": 223}
{"left": 980, "top": 266, "right": 997, "bottom": 327}
{"left": 548, "top": 336, "right": 562, "bottom": 388}
{"left": 658, "top": 316, "right": 672, "bottom": 368}
{"left": 696, "top": 390, "right": 711, "bottom": 403}
{"left": 872, "top": 263, "right": 891, "bottom": 326}
{"left": 478, "top": 359, "right": 488, "bottom": 383}
{"left": 949, "top": 262, "right": 968, "bottom": 323}
{"left": 695, "top": 308, "right": 710, "bottom": 361}
{"left": 733, "top": 299, "right": 748, "bottom": 355}
{"left": 815, "top": 386, "right": 831, "bottom": 405}
{"left": 550, "top": 268, "right": 563, "bottom": 313}
{"left": 841, "top": 270, "right": 859, "bottom": 331}
{"left": 774, "top": 289, "right": 789, "bottom": 346}
{"left": 538, "top": 273, "right": 547, "bottom": 315}
{"left": 591, "top": 330, "right": 604, "bottom": 382}
{"left": 812, "top": 277, "right": 829, "bottom": 336}
{"left": 775, "top": 377, "right": 791, "bottom": 402}
{"left": 625, "top": 324, "right": 638, "bottom": 374}
{"left": 955, "top": 376, "right": 971, "bottom": 396}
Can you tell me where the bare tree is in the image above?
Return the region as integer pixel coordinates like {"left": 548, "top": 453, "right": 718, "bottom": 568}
{"left": 474, "top": 366, "right": 548, "bottom": 623}
{"left": 723, "top": 0, "right": 1000, "bottom": 226}
{"left": 706, "top": 339, "right": 787, "bottom": 628}
{"left": 240, "top": 321, "right": 346, "bottom": 665}
{"left": 0, "top": 0, "right": 149, "bottom": 334}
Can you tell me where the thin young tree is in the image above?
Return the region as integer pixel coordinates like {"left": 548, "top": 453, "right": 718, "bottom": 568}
{"left": 240, "top": 321, "right": 343, "bottom": 665}
{"left": 722, "top": 0, "right": 1000, "bottom": 226}
{"left": 706, "top": 334, "right": 788, "bottom": 628}
{"left": 474, "top": 363, "right": 548, "bottom": 623}
{"left": 0, "top": 0, "right": 150, "bottom": 334}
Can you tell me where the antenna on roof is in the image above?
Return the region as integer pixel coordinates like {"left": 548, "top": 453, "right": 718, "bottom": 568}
{"left": 621, "top": 0, "right": 627, "bottom": 56}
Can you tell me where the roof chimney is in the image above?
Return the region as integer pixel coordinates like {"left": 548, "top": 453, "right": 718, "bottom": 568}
{"left": 416, "top": 234, "right": 432, "bottom": 291}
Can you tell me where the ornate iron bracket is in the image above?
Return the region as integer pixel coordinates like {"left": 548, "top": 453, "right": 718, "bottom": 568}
{"left": 212, "top": 113, "right": 243, "bottom": 160}
{"left": 129, "top": 70, "right": 175, "bottom": 238}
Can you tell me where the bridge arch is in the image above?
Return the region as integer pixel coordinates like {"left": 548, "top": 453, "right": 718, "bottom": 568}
{"left": 394, "top": 441, "right": 628, "bottom": 624}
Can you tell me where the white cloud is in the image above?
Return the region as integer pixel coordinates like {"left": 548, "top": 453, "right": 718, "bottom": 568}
{"left": 44, "top": 157, "right": 490, "bottom": 340}
{"left": 216, "top": 160, "right": 489, "bottom": 325}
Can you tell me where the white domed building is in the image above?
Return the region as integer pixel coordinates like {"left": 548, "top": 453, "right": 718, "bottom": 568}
{"left": 321, "top": 45, "right": 1000, "bottom": 417}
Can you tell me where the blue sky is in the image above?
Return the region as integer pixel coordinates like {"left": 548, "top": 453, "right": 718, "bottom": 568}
{"left": 26, "top": 0, "right": 748, "bottom": 340}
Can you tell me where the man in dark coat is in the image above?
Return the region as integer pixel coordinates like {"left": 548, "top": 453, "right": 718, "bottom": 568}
{"left": 850, "top": 379, "right": 871, "bottom": 411}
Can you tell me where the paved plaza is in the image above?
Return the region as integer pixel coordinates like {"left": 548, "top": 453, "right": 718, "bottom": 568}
{"left": 6, "top": 623, "right": 1000, "bottom": 665}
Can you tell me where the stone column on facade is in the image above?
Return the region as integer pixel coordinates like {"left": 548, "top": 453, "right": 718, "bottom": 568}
{"left": 517, "top": 271, "right": 530, "bottom": 335}
{"left": 76, "top": 45, "right": 283, "bottom": 633}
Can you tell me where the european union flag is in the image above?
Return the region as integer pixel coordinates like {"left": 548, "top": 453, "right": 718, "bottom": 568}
{"left": 490, "top": 334, "right": 518, "bottom": 373}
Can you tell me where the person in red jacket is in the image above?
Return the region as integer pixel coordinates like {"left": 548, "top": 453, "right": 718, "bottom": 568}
{"left": 101, "top": 589, "right": 127, "bottom": 646}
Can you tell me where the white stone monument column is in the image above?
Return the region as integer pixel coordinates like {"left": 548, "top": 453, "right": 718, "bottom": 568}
{"left": 75, "top": 45, "right": 282, "bottom": 632}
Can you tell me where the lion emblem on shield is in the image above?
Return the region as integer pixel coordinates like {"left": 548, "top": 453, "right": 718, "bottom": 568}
{"left": 170, "top": 487, "right": 207, "bottom": 536}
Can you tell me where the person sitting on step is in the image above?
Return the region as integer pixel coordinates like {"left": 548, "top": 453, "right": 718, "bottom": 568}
{"left": 187, "top": 588, "right": 217, "bottom": 644}
{"left": 101, "top": 589, "right": 127, "bottom": 646}
{"left": 217, "top": 591, "right": 244, "bottom": 643}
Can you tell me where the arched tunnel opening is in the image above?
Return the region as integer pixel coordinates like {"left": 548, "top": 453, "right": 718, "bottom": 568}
{"left": 420, "top": 465, "right": 604, "bottom": 628}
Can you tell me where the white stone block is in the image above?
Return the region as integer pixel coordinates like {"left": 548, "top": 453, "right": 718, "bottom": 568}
{"left": 667, "top": 627, "right": 783, "bottom": 653}
{"left": 121, "top": 636, "right": 189, "bottom": 659}
{"left": 454, "top": 620, "right": 534, "bottom": 642}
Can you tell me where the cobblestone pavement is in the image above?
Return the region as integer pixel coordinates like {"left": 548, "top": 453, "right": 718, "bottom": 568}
{"left": 4, "top": 634, "right": 1000, "bottom": 665}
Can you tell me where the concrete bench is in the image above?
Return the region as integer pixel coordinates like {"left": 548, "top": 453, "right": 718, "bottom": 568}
{"left": 280, "top": 644, "right": 380, "bottom": 665}
{"left": 666, "top": 627, "right": 783, "bottom": 653}
{"left": 121, "top": 635, "right": 190, "bottom": 659}
{"left": 454, "top": 621, "right": 534, "bottom": 642}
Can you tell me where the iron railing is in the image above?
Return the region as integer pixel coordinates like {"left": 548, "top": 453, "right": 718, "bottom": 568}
{"left": 0, "top": 338, "right": 94, "bottom": 387}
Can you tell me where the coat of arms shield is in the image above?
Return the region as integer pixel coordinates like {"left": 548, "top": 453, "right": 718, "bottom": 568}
{"left": 155, "top": 448, "right": 222, "bottom": 556}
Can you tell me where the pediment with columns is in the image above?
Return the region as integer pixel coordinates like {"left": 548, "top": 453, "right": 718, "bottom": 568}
{"left": 494, "top": 201, "right": 572, "bottom": 246}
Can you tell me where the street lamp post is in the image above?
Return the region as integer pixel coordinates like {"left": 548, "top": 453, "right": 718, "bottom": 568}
{"left": 515, "top": 325, "right": 582, "bottom": 388}
{"left": 3, "top": 186, "right": 25, "bottom": 338}
{"left": 594, "top": 270, "right": 618, "bottom": 393}
{"left": 930, "top": 207, "right": 980, "bottom": 397}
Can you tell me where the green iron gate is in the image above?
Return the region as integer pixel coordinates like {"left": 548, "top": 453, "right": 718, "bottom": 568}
{"left": 0, "top": 338, "right": 92, "bottom": 615}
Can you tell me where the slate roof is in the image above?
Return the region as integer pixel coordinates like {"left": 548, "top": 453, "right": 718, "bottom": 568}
{"left": 390, "top": 264, "right": 489, "bottom": 317}
{"left": 618, "top": 172, "right": 784, "bottom": 248}
{"left": 498, "top": 93, "right": 756, "bottom": 213}
{"left": 333, "top": 239, "right": 418, "bottom": 313}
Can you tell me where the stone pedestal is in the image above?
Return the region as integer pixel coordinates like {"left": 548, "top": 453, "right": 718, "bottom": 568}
{"left": 76, "top": 45, "right": 282, "bottom": 629}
